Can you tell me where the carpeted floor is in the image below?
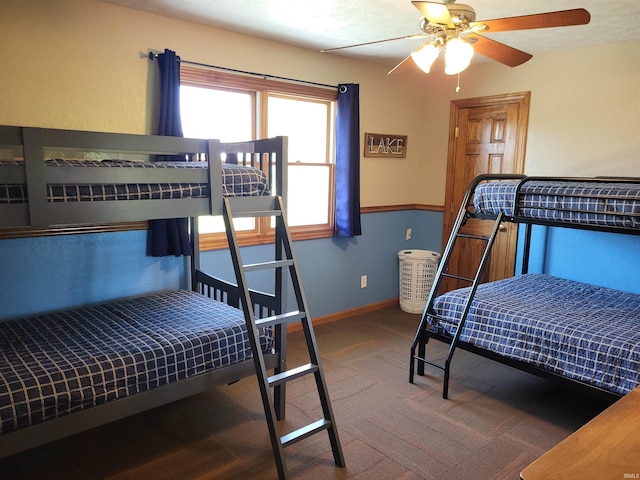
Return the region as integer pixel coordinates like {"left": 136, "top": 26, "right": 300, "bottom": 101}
{"left": 0, "top": 306, "right": 614, "bottom": 479}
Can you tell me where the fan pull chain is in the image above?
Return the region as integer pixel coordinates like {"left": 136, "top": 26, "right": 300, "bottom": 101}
{"left": 456, "top": 73, "right": 462, "bottom": 93}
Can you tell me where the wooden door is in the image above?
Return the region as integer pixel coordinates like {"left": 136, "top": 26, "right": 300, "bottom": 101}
{"left": 442, "top": 92, "right": 530, "bottom": 292}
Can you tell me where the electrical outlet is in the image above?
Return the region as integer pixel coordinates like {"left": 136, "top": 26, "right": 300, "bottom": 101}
{"left": 406, "top": 228, "right": 412, "bottom": 240}
{"left": 360, "top": 275, "right": 367, "bottom": 288}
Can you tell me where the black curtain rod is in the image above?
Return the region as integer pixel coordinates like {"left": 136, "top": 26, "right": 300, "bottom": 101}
{"left": 147, "top": 52, "right": 338, "bottom": 90}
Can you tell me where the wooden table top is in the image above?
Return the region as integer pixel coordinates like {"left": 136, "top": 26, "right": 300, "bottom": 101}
{"left": 520, "top": 386, "right": 640, "bottom": 480}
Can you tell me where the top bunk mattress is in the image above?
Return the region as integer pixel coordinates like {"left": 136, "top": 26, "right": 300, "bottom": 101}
{"left": 427, "top": 274, "right": 640, "bottom": 396}
{"left": 473, "top": 180, "right": 640, "bottom": 229}
{"left": 0, "top": 159, "right": 269, "bottom": 204}
{"left": 0, "top": 290, "right": 273, "bottom": 435}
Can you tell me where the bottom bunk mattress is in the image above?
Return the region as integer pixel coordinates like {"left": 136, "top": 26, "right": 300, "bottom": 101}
{"left": 0, "top": 290, "right": 273, "bottom": 435}
{"left": 427, "top": 274, "right": 640, "bottom": 396}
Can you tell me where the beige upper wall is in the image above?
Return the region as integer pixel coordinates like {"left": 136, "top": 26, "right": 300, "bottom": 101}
{"left": 418, "top": 38, "right": 640, "bottom": 203}
{"left": 1, "top": 0, "right": 639, "bottom": 209}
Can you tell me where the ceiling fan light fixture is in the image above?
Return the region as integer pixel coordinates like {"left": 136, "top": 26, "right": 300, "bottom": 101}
{"left": 444, "top": 37, "right": 474, "bottom": 75}
{"left": 325, "top": 4, "right": 591, "bottom": 80}
{"left": 410, "top": 43, "right": 440, "bottom": 73}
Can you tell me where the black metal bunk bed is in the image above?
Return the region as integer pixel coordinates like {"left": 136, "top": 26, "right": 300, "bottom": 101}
{"left": 410, "top": 174, "right": 640, "bottom": 401}
{"left": 0, "top": 126, "right": 344, "bottom": 479}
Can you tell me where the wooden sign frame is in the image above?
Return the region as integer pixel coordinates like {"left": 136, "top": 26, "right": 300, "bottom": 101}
{"left": 364, "top": 132, "right": 407, "bottom": 158}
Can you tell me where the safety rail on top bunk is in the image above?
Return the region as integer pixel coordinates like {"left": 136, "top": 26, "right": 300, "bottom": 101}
{"left": 0, "top": 126, "right": 288, "bottom": 230}
{"left": 0, "top": 125, "right": 224, "bottom": 227}
{"left": 222, "top": 136, "right": 288, "bottom": 205}
{"left": 188, "top": 135, "right": 289, "bottom": 279}
{"left": 466, "top": 174, "right": 640, "bottom": 233}
{"left": 463, "top": 174, "right": 640, "bottom": 275}
{"left": 219, "top": 136, "right": 288, "bottom": 221}
{"left": 511, "top": 175, "right": 640, "bottom": 229}
{"left": 459, "top": 173, "right": 525, "bottom": 216}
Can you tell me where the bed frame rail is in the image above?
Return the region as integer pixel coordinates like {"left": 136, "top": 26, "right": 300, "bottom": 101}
{"left": 194, "top": 269, "right": 281, "bottom": 319}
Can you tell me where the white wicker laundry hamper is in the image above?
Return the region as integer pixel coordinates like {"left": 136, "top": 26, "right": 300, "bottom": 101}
{"left": 398, "top": 250, "right": 441, "bottom": 314}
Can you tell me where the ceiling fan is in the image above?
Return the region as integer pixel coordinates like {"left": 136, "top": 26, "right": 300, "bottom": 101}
{"left": 321, "top": 1, "right": 591, "bottom": 76}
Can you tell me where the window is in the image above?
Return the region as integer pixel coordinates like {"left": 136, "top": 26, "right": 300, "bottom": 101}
{"left": 180, "top": 67, "right": 337, "bottom": 249}
{"left": 267, "top": 94, "right": 334, "bottom": 229}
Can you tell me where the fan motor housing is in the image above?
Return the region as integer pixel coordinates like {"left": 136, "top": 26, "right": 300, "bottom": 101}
{"left": 448, "top": 4, "right": 476, "bottom": 24}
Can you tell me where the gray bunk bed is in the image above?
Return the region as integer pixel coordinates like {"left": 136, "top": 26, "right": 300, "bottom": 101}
{"left": 0, "top": 125, "right": 344, "bottom": 479}
{"left": 0, "top": 126, "right": 285, "bottom": 455}
{"left": 410, "top": 174, "right": 640, "bottom": 400}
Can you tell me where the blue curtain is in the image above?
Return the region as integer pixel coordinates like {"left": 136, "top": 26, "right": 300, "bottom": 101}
{"left": 334, "top": 83, "right": 362, "bottom": 238}
{"left": 149, "top": 49, "right": 192, "bottom": 257}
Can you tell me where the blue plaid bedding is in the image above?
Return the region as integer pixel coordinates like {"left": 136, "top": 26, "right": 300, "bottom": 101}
{"left": 428, "top": 274, "right": 640, "bottom": 395}
{"left": 473, "top": 180, "right": 640, "bottom": 228}
{"left": 0, "top": 290, "right": 273, "bottom": 435}
{"left": 0, "top": 159, "right": 269, "bottom": 204}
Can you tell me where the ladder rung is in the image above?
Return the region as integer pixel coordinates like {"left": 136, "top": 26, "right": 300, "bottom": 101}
{"left": 231, "top": 209, "right": 282, "bottom": 218}
{"left": 268, "top": 362, "right": 318, "bottom": 387}
{"left": 243, "top": 259, "right": 293, "bottom": 272}
{"left": 255, "top": 310, "right": 306, "bottom": 328}
{"left": 441, "top": 272, "right": 474, "bottom": 283}
{"left": 225, "top": 196, "right": 280, "bottom": 216}
{"left": 281, "top": 418, "right": 331, "bottom": 448}
{"left": 425, "top": 313, "right": 452, "bottom": 326}
{"left": 456, "top": 232, "right": 490, "bottom": 241}
{"left": 412, "top": 355, "right": 446, "bottom": 371}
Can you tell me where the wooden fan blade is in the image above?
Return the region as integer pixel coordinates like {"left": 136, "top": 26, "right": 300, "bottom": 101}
{"left": 412, "top": 1, "right": 454, "bottom": 27}
{"left": 388, "top": 55, "right": 415, "bottom": 75}
{"left": 477, "top": 8, "right": 590, "bottom": 33}
{"left": 468, "top": 34, "right": 532, "bottom": 67}
{"left": 321, "top": 34, "right": 424, "bottom": 52}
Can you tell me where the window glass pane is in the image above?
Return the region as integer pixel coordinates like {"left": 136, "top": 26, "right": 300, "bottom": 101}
{"left": 288, "top": 164, "right": 330, "bottom": 226}
{"left": 180, "top": 86, "right": 252, "bottom": 141}
{"left": 181, "top": 85, "right": 254, "bottom": 233}
{"left": 267, "top": 96, "right": 328, "bottom": 164}
{"left": 268, "top": 95, "right": 332, "bottom": 228}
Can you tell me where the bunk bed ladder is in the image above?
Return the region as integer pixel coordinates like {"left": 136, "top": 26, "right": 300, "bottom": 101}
{"left": 410, "top": 210, "right": 505, "bottom": 399}
{"left": 222, "top": 196, "right": 345, "bottom": 480}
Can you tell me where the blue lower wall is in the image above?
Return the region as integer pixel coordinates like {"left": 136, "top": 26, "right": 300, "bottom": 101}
{"left": 3, "top": 213, "right": 638, "bottom": 321}
{"left": 4, "top": 212, "right": 639, "bottom": 322}
{"left": 199, "top": 209, "right": 443, "bottom": 318}
{"left": 0, "top": 231, "right": 186, "bottom": 320}
{"left": 0, "top": 210, "right": 443, "bottom": 320}
{"left": 520, "top": 225, "right": 640, "bottom": 294}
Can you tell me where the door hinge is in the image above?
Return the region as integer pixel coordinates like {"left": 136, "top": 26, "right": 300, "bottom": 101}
{"left": 455, "top": 126, "right": 459, "bottom": 138}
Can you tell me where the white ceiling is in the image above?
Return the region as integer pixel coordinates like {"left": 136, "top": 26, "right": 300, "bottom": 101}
{"left": 102, "top": 0, "right": 640, "bottom": 68}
